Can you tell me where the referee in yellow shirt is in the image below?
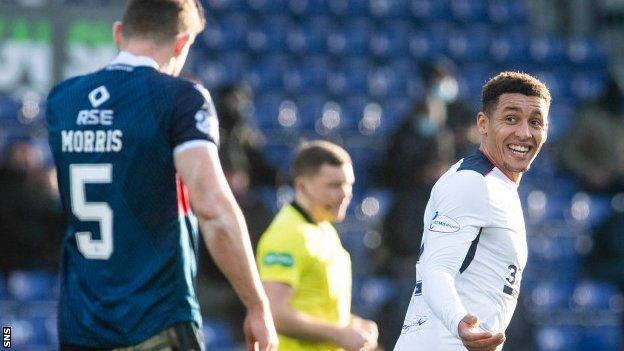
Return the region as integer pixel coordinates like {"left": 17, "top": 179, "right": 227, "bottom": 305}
{"left": 257, "top": 140, "right": 378, "bottom": 351}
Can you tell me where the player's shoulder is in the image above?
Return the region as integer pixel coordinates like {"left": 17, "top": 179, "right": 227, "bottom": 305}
{"left": 47, "top": 73, "right": 93, "bottom": 104}
{"left": 260, "top": 205, "right": 310, "bottom": 244}
{"left": 433, "top": 151, "right": 491, "bottom": 202}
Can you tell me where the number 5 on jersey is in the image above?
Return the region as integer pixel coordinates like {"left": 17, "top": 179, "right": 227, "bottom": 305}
{"left": 70, "top": 164, "right": 113, "bottom": 259}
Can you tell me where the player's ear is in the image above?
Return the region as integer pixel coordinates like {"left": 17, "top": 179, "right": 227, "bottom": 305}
{"left": 113, "top": 21, "right": 123, "bottom": 49}
{"left": 173, "top": 32, "right": 192, "bottom": 57}
{"left": 476, "top": 112, "right": 488, "bottom": 135}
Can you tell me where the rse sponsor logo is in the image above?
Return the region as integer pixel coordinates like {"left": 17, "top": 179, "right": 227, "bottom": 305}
{"left": 429, "top": 211, "right": 460, "bottom": 233}
{"left": 401, "top": 316, "right": 428, "bottom": 334}
{"left": 3, "top": 326, "right": 10, "bottom": 348}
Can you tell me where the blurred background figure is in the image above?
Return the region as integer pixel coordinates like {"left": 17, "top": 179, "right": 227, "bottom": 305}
{"left": 0, "top": 138, "right": 64, "bottom": 273}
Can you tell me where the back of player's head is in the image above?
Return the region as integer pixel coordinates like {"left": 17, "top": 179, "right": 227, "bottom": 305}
{"left": 482, "top": 72, "right": 551, "bottom": 115}
{"left": 293, "top": 140, "right": 352, "bottom": 178}
{"left": 121, "top": 0, "right": 205, "bottom": 43}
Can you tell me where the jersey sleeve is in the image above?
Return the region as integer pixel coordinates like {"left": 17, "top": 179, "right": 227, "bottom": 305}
{"left": 420, "top": 171, "right": 492, "bottom": 338}
{"left": 170, "top": 83, "right": 220, "bottom": 153}
{"left": 257, "top": 228, "right": 309, "bottom": 289}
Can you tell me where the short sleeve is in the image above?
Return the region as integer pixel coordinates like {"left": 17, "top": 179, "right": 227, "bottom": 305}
{"left": 170, "top": 83, "right": 219, "bottom": 151}
{"left": 257, "top": 229, "right": 309, "bottom": 288}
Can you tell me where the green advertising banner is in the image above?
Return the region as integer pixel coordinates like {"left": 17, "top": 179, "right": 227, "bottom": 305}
{"left": 0, "top": 4, "right": 121, "bottom": 94}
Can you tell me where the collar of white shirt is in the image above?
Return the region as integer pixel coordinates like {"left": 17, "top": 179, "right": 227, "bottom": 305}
{"left": 110, "top": 51, "right": 159, "bottom": 69}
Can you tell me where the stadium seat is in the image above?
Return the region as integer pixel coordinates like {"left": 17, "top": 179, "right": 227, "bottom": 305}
{"left": 535, "top": 325, "right": 582, "bottom": 351}
{"left": 202, "top": 318, "right": 236, "bottom": 350}
{"left": 288, "top": 0, "right": 331, "bottom": 16}
{"left": 528, "top": 280, "right": 574, "bottom": 311}
{"left": 327, "top": 58, "right": 372, "bottom": 96}
{"left": 368, "top": 0, "right": 409, "bottom": 19}
{"left": 0, "top": 95, "right": 20, "bottom": 121}
{"left": 409, "top": 23, "right": 449, "bottom": 61}
{"left": 546, "top": 102, "right": 574, "bottom": 141}
{"left": 570, "top": 70, "right": 608, "bottom": 102}
{"left": 327, "top": 18, "right": 372, "bottom": 57}
{"left": 488, "top": 0, "right": 527, "bottom": 26}
{"left": 367, "top": 65, "right": 406, "bottom": 98}
{"left": 352, "top": 276, "right": 397, "bottom": 317}
{"left": 328, "top": 0, "right": 369, "bottom": 17}
{"left": 252, "top": 93, "right": 286, "bottom": 129}
{"left": 355, "top": 188, "right": 395, "bottom": 222}
{"left": 7, "top": 270, "right": 56, "bottom": 301}
{"left": 409, "top": 0, "right": 451, "bottom": 22}
{"left": 370, "top": 21, "right": 412, "bottom": 58}
{"left": 580, "top": 325, "right": 623, "bottom": 351}
{"left": 244, "top": 56, "right": 290, "bottom": 91}
{"left": 245, "top": 16, "right": 291, "bottom": 54}
{"left": 246, "top": 0, "right": 287, "bottom": 13}
{"left": 286, "top": 17, "right": 331, "bottom": 55}
{"left": 529, "top": 35, "right": 568, "bottom": 66}
{"left": 283, "top": 56, "right": 330, "bottom": 94}
{"left": 528, "top": 233, "right": 580, "bottom": 280}
{"left": 262, "top": 143, "right": 295, "bottom": 172}
{"left": 201, "top": 12, "right": 249, "bottom": 51}
{"left": 572, "top": 280, "right": 624, "bottom": 311}
{"left": 449, "top": 0, "right": 489, "bottom": 24}
{"left": 567, "top": 36, "right": 607, "bottom": 68}
{"left": 446, "top": 25, "right": 491, "bottom": 63}
{"left": 295, "top": 94, "right": 327, "bottom": 131}
{"left": 489, "top": 30, "right": 531, "bottom": 64}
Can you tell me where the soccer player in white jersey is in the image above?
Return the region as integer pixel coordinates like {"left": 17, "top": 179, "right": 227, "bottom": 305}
{"left": 394, "top": 72, "right": 551, "bottom": 351}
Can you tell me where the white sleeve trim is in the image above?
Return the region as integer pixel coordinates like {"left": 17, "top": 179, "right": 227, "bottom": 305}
{"left": 173, "top": 140, "right": 215, "bottom": 155}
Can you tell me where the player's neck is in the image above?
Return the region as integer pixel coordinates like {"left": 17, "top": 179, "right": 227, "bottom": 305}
{"left": 119, "top": 41, "right": 175, "bottom": 74}
{"left": 293, "top": 193, "right": 322, "bottom": 223}
{"left": 478, "top": 145, "right": 522, "bottom": 184}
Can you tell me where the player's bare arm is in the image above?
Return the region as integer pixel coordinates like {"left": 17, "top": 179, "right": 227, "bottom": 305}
{"left": 174, "top": 144, "right": 278, "bottom": 351}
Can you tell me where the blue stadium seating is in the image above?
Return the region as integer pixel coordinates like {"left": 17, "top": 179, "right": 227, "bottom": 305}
{"left": 368, "top": 0, "right": 410, "bottom": 19}
{"left": 567, "top": 36, "right": 608, "bottom": 68}
{"left": 201, "top": 0, "right": 248, "bottom": 12}
{"left": 580, "top": 325, "right": 622, "bottom": 351}
{"left": 246, "top": 0, "right": 288, "bottom": 13}
{"left": 409, "top": 0, "right": 451, "bottom": 22}
{"left": 409, "top": 23, "right": 449, "bottom": 61}
{"left": 528, "top": 280, "right": 575, "bottom": 311}
{"left": 202, "top": 318, "right": 236, "bottom": 350}
{"left": 328, "top": 18, "right": 372, "bottom": 57}
{"left": 572, "top": 280, "right": 623, "bottom": 311}
{"left": 246, "top": 16, "right": 291, "bottom": 53}
{"left": 7, "top": 271, "right": 57, "bottom": 301}
{"left": 449, "top": 0, "right": 489, "bottom": 24}
{"left": 447, "top": 25, "right": 491, "bottom": 63}
{"left": 530, "top": 35, "right": 568, "bottom": 66}
{"left": 370, "top": 21, "right": 412, "bottom": 59}
{"left": 283, "top": 56, "right": 329, "bottom": 94}
{"left": 488, "top": 0, "right": 527, "bottom": 26}
{"left": 288, "top": 0, "right": 331, "bottom": 16}
{"left": 535, "top": 325, "right": 583, "bottom": 351}
{"left": 570, "top": 70, "right": 608, "bottom": 102}
{"left": 286, "top": 17, "right": 331, "bottom": 55}
{"left": 328, "top": 0, "right": 370, "bottom": 17}
{"left": 327, "top": 58, "right": 372, "bottom": 96}
{"left": 489, "top": 29, "right": 531, "bottom": 64}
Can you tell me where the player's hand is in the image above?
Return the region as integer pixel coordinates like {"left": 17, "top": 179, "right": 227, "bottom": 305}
{"left": 334, "top": 324, "right": 370, "bottom": 351}
{"left": 243, "top": 305, "right": 279, "bottom": 351}
{"left": 350, "top": 317, "right": 379, "bottom": 350}
{"left": 458, "top": 314, "right": 505, "bottom": 351}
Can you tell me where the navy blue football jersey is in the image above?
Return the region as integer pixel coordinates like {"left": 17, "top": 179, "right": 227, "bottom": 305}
{"left": 46, "top": 52, "right": 219, "bottom": 347}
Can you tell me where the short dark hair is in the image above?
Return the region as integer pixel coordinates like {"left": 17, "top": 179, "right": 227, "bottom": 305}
{"left": 293, "top": 140, "right": 352, "bottom": 177}
{"left": 482, "top": 72, "right": 551, "bottom": 115}
{"left": 121, "top": 0, "right": 205, "bottom": 43}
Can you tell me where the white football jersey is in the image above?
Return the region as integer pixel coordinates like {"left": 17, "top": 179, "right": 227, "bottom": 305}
{"left": 394, "top": 150, "right": 528, "bottom": 351}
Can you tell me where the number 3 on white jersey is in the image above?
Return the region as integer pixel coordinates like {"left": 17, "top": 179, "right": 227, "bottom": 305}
{"left": 70, "top": 164, "right": 113, "bottom": 260}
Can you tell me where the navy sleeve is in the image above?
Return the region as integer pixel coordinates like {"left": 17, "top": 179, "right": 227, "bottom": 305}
{"left": 170, "top": 82, "right": 220, "bottom": 148}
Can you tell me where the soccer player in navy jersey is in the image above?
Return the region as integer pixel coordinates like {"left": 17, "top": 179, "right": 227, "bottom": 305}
{"left": 46, "top": 1, "right": 278, "bottom": 350}
{"left": 394, "top": 72, "right": 551, "bottom": 351}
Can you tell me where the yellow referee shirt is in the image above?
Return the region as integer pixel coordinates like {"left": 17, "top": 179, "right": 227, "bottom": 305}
{"left": 257, "top": 202, "right": 352, "bottom": 351}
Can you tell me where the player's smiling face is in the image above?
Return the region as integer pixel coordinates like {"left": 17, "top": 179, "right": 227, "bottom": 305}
{"left": 478, "top": 93, "right": 549, "bottom": 183}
